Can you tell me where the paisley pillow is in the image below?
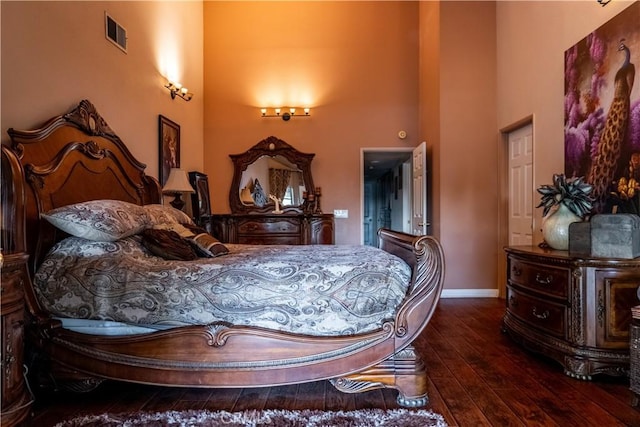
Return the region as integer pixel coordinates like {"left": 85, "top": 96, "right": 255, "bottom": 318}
{"left": 181, "top": 223, "right": 229, "bottom": 258}
{"left": 42, "top": 200, "right": 148, "bottom": 242}
{"left": 144, "top": 204, "right": 193, "bottom": 227}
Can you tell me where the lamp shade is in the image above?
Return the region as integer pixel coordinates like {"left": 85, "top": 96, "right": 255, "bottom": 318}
{"left": 163, "top": 168, "right": 194, "bottom": 193}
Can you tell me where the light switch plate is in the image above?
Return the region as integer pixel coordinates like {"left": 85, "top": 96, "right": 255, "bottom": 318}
{"left": 334, "top": 209, "right": 348, "bottom": 219}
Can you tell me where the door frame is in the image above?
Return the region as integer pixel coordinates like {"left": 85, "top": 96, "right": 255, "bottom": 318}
{"left": 360, "top": 147, "right": 414, "bottom": 244}
{"left": 498, "top": 114, "right": 535, "bottom": 298}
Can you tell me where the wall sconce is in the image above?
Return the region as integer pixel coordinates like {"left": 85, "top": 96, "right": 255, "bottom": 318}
{"left": 165, "top": 82, "right": 193, "bottom": 101}
{"left": 261, "top": 107, "right": 310, "bottom": 121}
{"left": 162, "top": 168, "right": 195, "bottom": 210}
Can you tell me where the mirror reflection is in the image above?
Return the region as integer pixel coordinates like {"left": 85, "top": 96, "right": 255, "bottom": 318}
{"left": 239, "top": 155, "right": 306, "bottom": 207}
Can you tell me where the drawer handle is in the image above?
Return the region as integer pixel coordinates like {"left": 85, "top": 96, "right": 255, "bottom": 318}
{"left": 509, "top": 295, "right": 518, "bottom": 307}
{"left": 532, "top": 307, "right": 550, "bottom": 320}
{"left": 535, "top": 273, "right": 552, "bottom": 285}
{"left": 511, "top": 266, "right": 522, "bottom": 277}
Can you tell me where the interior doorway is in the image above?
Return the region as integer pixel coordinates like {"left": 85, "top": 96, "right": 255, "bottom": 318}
{"left": 498, "top": 117, "right": 535, "bottom": 298}
{"left": 507, "top": 123, "right": 534, "bottom": 245}
{"left": 361, "top": 149, "right": 413, "bottom": 246}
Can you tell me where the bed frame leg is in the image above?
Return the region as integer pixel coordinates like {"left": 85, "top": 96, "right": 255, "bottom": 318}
{"left": 396, "top": 393, "right": 429, "bottom": 408}
{"left": 329, "top": 346, "right": 429, "bottom": 408}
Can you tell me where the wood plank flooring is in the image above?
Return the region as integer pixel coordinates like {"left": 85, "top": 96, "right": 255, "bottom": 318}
{"left": 25, "top": 298, "right": 640, "bottom": 426}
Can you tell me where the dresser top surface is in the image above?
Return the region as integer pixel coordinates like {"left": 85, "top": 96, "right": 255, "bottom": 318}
{"left": 506, "top": 245, "right": 640, "bottom": 267}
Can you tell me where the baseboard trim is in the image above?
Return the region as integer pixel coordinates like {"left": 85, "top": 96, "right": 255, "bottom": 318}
{"left": 441, "top": 289, "right": 499, "bottom": 298}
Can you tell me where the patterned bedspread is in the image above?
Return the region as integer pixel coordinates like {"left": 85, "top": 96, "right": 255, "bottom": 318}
{"left": 34, "top": 236, "right": 412, "bottom": 336}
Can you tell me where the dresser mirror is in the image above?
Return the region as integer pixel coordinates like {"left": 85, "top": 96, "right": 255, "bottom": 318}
{"left": 229, "top": 136, "right": 315, "bottom": 214}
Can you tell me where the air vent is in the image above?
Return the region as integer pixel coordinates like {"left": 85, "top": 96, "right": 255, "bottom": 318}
{"left": 105, "top": 12, "right": 127, "bottom": 53}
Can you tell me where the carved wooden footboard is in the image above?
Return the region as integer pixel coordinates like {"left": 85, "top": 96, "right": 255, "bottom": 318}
{"left": 2, "top": 100, "right": 445, "bottom": 407}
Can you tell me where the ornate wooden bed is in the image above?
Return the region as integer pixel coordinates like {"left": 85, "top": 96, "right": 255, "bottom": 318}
{"left": 2, "top": 100, "right": 445, "bottom": 407}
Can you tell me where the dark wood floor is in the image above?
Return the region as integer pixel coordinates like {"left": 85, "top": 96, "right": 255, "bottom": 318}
{"left": 24, "top": 298, "right": 640, "bottom": 426}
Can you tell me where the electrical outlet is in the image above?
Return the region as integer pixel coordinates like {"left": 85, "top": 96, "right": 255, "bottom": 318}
{"left": 334, "top": 209, "right": 349, "bottom": 219}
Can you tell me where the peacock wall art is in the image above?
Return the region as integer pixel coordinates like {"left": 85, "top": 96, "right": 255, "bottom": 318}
{"left": 564, "top": 1, "right": 640, "bottom": 215}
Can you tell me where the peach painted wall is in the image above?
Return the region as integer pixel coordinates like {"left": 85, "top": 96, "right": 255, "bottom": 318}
{"left": 202, "top": 1, "right": 420, "bottom": 245}
{"left": 418, "top": 2, "right": 498, "bottom": 292}
{"left": 496, "top": 0, "right": 638, "bottom": 244}
{"left": 1, "top": 1, "right": 204, "bottom": 181}
{"left": 418, "top": 1, "right": 441, "bottom": 241}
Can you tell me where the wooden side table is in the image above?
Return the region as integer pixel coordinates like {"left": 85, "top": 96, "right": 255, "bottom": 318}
{"left": 2, "top": 140, "right": 34, "bottom": 425}
{"left": 1, "top": 253, "right": 33, "bottom": 426}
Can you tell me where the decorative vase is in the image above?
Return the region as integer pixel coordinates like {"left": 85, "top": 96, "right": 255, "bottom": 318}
{"left": 541, "top": 204, "right": 582, "bottom": 250}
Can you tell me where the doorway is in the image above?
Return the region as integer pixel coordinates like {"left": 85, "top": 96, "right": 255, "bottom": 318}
{"left": 507, "top": 123, "right": 534, "bottom": 245}
{"left": 361, "top": 149, "right": 413, "bottom": 246}
{"left": 498, "top": 118, "right": 534, "bottom": 298}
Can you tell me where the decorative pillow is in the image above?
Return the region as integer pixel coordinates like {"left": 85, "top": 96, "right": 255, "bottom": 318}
{"left": 141, "top": 228, "right": 198, "bottom": 261}
{"left": 252, "top": 178, "right": 267, "bottom": 207}
{"left": 144, "top": 204, "right": 193, "bottom": 227}
{"left": 42, "top": 200, "right": 148, "bottom": 242}
{"left": 181, "top": 223, "right": 229, "bottom": 258}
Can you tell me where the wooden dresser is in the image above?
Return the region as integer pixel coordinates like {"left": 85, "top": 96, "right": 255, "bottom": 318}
{"left": 208, "top": 137, "right": 335, "bottom": 246}
{"left": 503, "top": 246, "right": 640, "bottom": 379}
{"left": 208, "top": 213, "right": 334, "bottom": 245}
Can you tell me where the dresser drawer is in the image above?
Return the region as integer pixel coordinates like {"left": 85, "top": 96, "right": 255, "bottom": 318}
{"left": 237, "top": 218, "right": 300, "bottom": 235}
{"left": 238, "top": 235, "right": 301, "bottom": 245}
{"left": 508, "top": 258, "right": 569, "bottom": 300}
{"left": 507, "top": 286, "right": 566, "bottom": 338}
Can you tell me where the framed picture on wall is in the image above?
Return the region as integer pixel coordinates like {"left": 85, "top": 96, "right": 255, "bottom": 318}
{"left": 159, "top": 115, "right": 180, "bottom": 186}
{"left": 188, "top": 171, "right": 212, "bottom": 225}
{"left": 564, "top": 2, "right": 640, "bottom": 214}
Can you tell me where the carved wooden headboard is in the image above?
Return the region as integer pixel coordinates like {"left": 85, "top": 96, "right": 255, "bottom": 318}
{"left": 3, "top": 100, "right": 161, "bottom": 273}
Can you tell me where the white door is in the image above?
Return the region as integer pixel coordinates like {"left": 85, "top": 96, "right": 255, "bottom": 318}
{"left": 412, "top": 141, "right": 427, "bottom": 235}
{"left": 508, "top": 124, "right": 533, "bottom": 245}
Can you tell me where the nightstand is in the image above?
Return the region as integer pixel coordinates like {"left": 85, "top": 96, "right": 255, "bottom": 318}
{"left": 1, "top": 145, "right": 33, "bottom": 426}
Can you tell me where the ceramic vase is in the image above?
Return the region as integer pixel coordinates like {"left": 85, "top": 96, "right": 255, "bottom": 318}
{"left": 541, "top": 204, "right": 582, "bottom": 250}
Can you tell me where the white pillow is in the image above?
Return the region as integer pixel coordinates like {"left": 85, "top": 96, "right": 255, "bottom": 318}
{"left": 42, "top": 200, "right": 148, "bottom": 242}
{"left": 144, "top": 204, "right": 193, "bottom": 227}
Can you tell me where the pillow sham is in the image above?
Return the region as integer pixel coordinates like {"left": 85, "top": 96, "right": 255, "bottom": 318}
{"left": 181, "top": 223, "right": 230, "bottom": 258}
{"left": 141, "top": 228, "right": 198, "bottom": 261}
{"left": 42, "top": 200, "right": 148, "bottom": 242}
{"left": 144, "top": 204, "right": 194, "bottom": 227}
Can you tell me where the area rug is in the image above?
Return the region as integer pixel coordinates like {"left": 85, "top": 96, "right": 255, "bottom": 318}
{"left": 54, "top": 408, "right": 448, "bottom": 427}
